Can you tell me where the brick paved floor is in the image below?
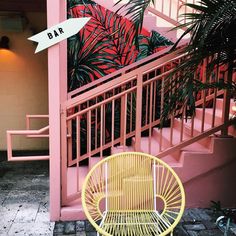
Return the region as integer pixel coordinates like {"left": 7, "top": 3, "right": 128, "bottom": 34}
{"left": 1, "top": 151, "right": 236, "bottom": 236}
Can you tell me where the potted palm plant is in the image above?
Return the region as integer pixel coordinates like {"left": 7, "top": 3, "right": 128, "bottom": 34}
{"left": 115, "top": 0, "right": 236, "bottom": 119}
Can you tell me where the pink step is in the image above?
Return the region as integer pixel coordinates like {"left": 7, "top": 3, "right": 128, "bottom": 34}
{"left": 216, "top": 98, "right": 234, "bottom": 112}
{"left": 67, "top": 166, "right": 88, "bottom": 196}
{"left": 153, "top": 127, "right": 210, "bottom": 152}
{"left": 195, "top": 108, "right": 223, "bottom": 125}
{"left": 161, "top": 154, "right": 182, "bottom": 168}
{"left": 61, "top": 203, "right": 85, "bottom": 221}
{"left": 89, "top": 156, "right": 103, "bottom": 170}
{"left": 111, "top": 145, "right": 134, "bottom": 154}
{"left": 132, "top": 136, "right": 161, "bottom": 156}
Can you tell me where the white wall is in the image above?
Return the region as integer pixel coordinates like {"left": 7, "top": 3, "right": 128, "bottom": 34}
{"left": 0, "top": 12, "right": 49, "bottom": 150}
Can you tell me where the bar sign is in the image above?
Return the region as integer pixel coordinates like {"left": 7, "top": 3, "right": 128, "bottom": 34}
{"left": 28, "top": 18, "right": 90, "bottom": 53}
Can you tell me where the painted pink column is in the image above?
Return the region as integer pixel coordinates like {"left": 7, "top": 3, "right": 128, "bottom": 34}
{"left": 47, "top": 0, "right": 67, "bottom": 221}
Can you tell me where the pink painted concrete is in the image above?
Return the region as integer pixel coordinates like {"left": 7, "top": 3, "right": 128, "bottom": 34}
{"left": 47, "top": 0, "right": 67, "bottom": 221}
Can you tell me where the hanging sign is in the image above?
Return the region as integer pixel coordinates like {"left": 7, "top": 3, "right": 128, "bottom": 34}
{"left": 28, "top": 18, "right": 90, "bottom": 53}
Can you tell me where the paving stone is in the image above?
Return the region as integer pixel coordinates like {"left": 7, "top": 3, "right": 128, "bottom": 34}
{"left": 194, "top": 209, "right": 212, "bottom": 221}
{"left": 85, "top": 220, "right": 96, "bottom": 232}
{"left": 187, "top": 231, "right": 199, "bottom": 236}
{"left": 53, "top": 222, "right": 65, "bottom": 235}
{"left": 174, "top": 225, "right": 189, "bottom": 236}
{"left": 76, "top": 232, "right": 86, "bottom": 236}
{"left": 8, "top": 221, "right": 55, "bottom": 236}
{"left": 3, "top": 190, "right": 46, "bottom": 205}
{"left": 0, "top": 205, "right": 19, "bottom": 235}
{"left": 201, "top": 220, "right": 217, "bottom": 230}
{"left": 76, "top": 221, "right": 85, "bottom": 232}
{"left": 14, "top": 202, "right": 39, "bottom": 223}
{"left": 0, "top": 182, "right": 15, "bottom": 190}
{"left": 184, "top": 223, "right": 206, "bottom": 231}
{"left": 187, "top": 209, "right": 204, "bottom": 221}
{"left": 64, "top": 221, "right": 76, "bottom": 234}
{"left": 35, "top": 203, "right": 50, "bottom": 223}
{"left": 183, "top": 209, "right": 197, "bottom": 223}
{"left": 198, "top": 229, "right": 225, "bottom": 236}
{"left": 0, "top": 190, "right": 9, "bottom": 204}
{"left": 86, "top": 232, "right": 97, "bottom": 236}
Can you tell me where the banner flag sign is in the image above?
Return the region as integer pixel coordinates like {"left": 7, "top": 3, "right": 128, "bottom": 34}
{"left": 28, "top": 18, "right": 90, "bottom": 53}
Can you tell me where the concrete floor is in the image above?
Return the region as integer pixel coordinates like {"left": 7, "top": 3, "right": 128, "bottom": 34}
{"left": 0, "top": 152, "right": 54, "bottom": 236}
{"left": 1, "top": 152, "right": 236, "bottom": 236}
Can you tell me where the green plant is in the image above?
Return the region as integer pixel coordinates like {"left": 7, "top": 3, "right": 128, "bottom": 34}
{"left": 164, "top": 0, "right": 236, "bottom": 118}
{"left": 115, "top": 0, "right": 236, "bottom": 121}
{"left": 115, "top": 0, "right": 154, "bottom": 45}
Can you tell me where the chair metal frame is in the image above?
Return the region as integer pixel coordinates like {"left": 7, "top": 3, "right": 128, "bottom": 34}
{"left": 82, "top": 152, "right": 185, "bottom": 236}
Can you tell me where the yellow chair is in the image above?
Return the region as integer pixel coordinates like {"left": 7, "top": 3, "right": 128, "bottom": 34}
{"left": 82, "top": 152, "right": 185, "bottom": 236}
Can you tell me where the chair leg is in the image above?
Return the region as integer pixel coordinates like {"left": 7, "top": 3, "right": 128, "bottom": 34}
{"left": 170, "top": 230, "right": 173, "bottom": 236}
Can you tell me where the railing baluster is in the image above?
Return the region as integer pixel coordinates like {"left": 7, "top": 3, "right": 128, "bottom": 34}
{"left": 88, "top": 110, "right": 92, "bottom": 162}
{"left": 103, "top": 98, "right": 106, "bottom": 146}
{"left": 111, "top": 99, "right": 115, "bottom": 148}
{"left": 120, "top": 86, "right": 125, "bottom": 146}
{"left": 169, "top": 0, "right": 172, "bottom": 18}
{"left": 123, "top": 94, "right": 128, "bottom": 148}
{"left": 180, "top": 106, "right": 184, "bottom": 142}
{"left": 135, "top": 75, "right": 143, "bottom": 152}
{"left": 145, "top": 84, "right": 149, "bottom": 126}
{"left": 68, "top": 120, "right": 73, "bottom": 165}
{"left": 160, "top": 74, "right": 165, "bottom": 152}
{"left": 100, "top": 105, "right": 103, "bottom": 157}
{"left": 221, "top": 63, "right": 233, "bottom": 136}
{"left": 170, "top": 115, "right": 174, "bottom": 146}
{"left": 149, "top": 82, "right": 153, "bottom": 154}
{"left": 76, "top": 116, "right": 80, "bottom": 192}
{"left": 95, "top": 97, "right": 98, "bottom": 150}
{"left": 212, "top": 65, "right": 219, "bottom": 128}
{"left": 61, "top": 108, "right": 68, "bottom": 205}
{"left": 162, "top": 0, "right": 164, "bottom": 15}
{"left": 153, "top": 80, "right": 157, "bottom": 122}
{"left": 201, "top": 59, "right": 207, "bottom": 133}
{"left": 130, "top": 92, "right": 133, "bottom": 133}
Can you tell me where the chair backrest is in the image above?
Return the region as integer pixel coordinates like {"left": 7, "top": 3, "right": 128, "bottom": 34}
{"left": 82, "top": 152, "right": 185, "bottom": 225}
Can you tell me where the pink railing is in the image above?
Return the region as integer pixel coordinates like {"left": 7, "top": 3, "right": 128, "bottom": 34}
{"left": 148, "top": 0, "right": 198, "bottom": 26}
{"left": 61, "top": 46, "right": 235, "bottom": 204}
{"left": 7, "top": 115, "right": 49, "bottom": 161}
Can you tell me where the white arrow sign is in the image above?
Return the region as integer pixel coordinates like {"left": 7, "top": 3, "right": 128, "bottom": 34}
{"left": 28, "top": 18, "right": 90, "bottom": 53}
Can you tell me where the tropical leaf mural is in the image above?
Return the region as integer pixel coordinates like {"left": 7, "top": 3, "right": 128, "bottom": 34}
{"left": 67, "top": 1, "right": 172, "bottom": 92}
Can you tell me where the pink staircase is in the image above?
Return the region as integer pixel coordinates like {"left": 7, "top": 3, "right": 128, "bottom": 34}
{"left": 58, "top": 38, "right": 236, "bottom": 218}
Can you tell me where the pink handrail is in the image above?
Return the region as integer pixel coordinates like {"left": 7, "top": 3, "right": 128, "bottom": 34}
{"left": 67, "top": 46, "right": 172, "bottom": 99}
{"left": 7, "top": 126, "right": 50, "bottom": 161}
{"left": 7, "top": 114, "right": 49, "bottom": 161}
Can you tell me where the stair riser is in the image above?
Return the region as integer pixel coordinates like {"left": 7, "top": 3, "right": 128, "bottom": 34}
{"left": 216, "top": 99, "right": 235, "bottom": 112}
{"left": 195, "top": 109, "right": 223, "bottom": 126}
